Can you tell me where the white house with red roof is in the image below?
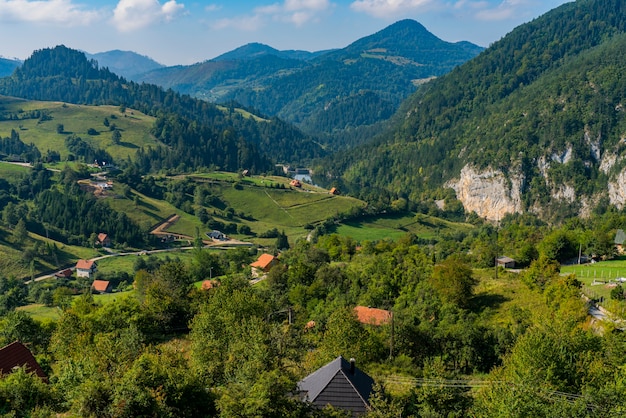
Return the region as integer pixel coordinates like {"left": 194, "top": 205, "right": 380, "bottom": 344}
{"left": 76, "top": 259, "right": 97, "bottom": 278}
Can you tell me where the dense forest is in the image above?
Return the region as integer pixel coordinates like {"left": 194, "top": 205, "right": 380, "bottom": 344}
{"left": 315, "top": 0, "right": 626, "bottom": 219}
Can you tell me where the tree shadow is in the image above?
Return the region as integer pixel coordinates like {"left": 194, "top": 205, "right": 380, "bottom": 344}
{"left": 469, "top": 293, "right": 510, "bottom": 313}
{"left": 119, "top": 141, "right": 139, "bottom": 149}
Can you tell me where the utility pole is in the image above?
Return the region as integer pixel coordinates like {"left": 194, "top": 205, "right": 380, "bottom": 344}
{"left": 389, "top": 310, "right": 394, "bottom": 360}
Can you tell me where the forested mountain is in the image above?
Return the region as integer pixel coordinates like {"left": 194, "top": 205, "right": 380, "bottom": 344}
{"left": 86, "top": 50, "right": 164, "bottom": 80}
{"left": 317, "top": 0, "right": 626, "bottom": 222}
{"left": 211, "top": 42, "right": 330, "bottom": 62}
{"left": 136, "top": 20, "right": 483, "bottom": 149}
{"left": 0, "top": 46, "right": 324, "bottom": 168}
{"left": 0, "top": 57, "right": 20, "bottom": 77}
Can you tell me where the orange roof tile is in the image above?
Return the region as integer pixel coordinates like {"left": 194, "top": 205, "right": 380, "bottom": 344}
{"left": 76, "top": 259, "right": 95, "bottom": 270}
{"left": 354, "top": 306, "right": 392, "bottom": 326}
{"left": 91, "top": 280, "right": 111, "bottom": 292}
{"left": 250, "top": 253, "right": 277, "bottom": 270}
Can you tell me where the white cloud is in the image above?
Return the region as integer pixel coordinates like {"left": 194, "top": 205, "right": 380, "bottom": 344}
{"left": 213, "top": 14, "right": 264, "bottom": 31}
{"left": 0, "top": 0, "right": 101, "bottom": 25}
{"left": 204, "top": 4, "right": 221, "bottom": 12}
{"left": 350, "top": 0, "right": 436, "bottom": 18}
{"left": 474, "top": 0, "right": 533, "bottom": 21}
{"left": 112, "top": 0, "right": 184, "bottom": 31}
{"left": 350, "top": 0, "right": 535, "bottom": 21}
{"left": 213, "top": 0, "right": 331, "bottom": 31}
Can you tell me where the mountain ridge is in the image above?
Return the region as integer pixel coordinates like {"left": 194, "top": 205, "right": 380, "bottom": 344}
{"left": 318, "top": 0, "right": 626, "bottom": 222}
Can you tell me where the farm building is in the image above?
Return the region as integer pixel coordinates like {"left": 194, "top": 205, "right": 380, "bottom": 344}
{"left": 615, "top": 229, "right": 626, "bottom": 254}
{"left": 496, "top": 256, "right": 516, "bottom": 269}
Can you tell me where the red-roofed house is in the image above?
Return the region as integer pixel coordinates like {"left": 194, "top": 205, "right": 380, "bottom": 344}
{"left": 0, "top": 341, "right": 47, "bottom": 381}
{"left": 55, "top": 268, "right": 73, "bottom": 279}
{"left": 76, "top": 259, "right": 97, "bottom": 278}
{"left": 91, "top": 280, "right": 112, "bottom": 294}
{"left": 329, "top": 187, "right": 339, "bottom": 195}
{"left": 201, "top": 280, "right": 219, "bottom": 290}
{"left": 97, "top": 233, "right": 111, "bottom": 247}
{"left": 354, "top": 306, "right": 392, "bottom": 326}
{"left": 250, "top": 253, "right": 278, "bottom": 273}
{"left": 290, "top": 179, "right": 302, "bottom": 188}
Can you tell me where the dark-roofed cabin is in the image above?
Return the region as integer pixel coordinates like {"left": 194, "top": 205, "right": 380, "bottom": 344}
{"left": 298, "top": 356, "right": 374, "bottom": 416}
{"left": 0, "top": 341, "right": 47, "bottom": 381}
{"left": 496, "top": 256, "right": 516, "bottom": 269}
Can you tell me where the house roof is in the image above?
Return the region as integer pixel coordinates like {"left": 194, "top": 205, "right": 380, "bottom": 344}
{"left": 329, "top": 187, "right": 338, "bottom": 195}
{"left": 615, "top": 229, "right": 626, "bottom": 245}
{"left": 97, "top": 233, "right": 109, "bottom": 242}
{"left": 201, "top": 280, "right": 219, "bottom": 290}
{"left": 250, "top": 253, "right": 277, "bottom": 270}
{"left": 354, "top": 306, "right": 392, "bottom": 326}
{"left": 91, "top": 280, "right": 111, "bottom": 292}
{"left": 298, "top": 356, "right": 374, "bottom": 415}
{"left": 55, "top": 268, "right": 73, "bottom": 278}
{"left": 0, "top": 341, "right": 47, "bottom": 381}
{"left": 497, "top": 256, "right": 516, "bottom": 264}
{"left": 76, "top": 259, "right": 95, "bottom": 270}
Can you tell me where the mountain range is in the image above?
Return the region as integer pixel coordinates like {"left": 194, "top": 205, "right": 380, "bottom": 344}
{"left": 2, "top": 0, "right": 625, "bottom": 223}
{"left": 133, "top": 19, "right": 484, "bottom": 148}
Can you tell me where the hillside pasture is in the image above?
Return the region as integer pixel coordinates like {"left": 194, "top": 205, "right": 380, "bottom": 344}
{"left": 0, "top": 161, "right": 30, "bottom": 181}
{"left": 0, "top": 97, "right": 157, "bottom": 161}
{"left": 334, "top": 212, "right": 474, "bottom": 243}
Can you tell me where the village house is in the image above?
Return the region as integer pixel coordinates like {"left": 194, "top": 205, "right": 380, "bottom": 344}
{"left": 290, "top": 179, "right": 302, "bottom": 188}
{"left": 54, "top": 268, "right": 73, "bottom": 279}
{"left": 496, "top": 256, "right": 516, "bottom": 269}
{"left": 250, "top": 253, "right": 278, "bottom": 274}
{"left": 297, "top": 356, "right": 375, "bottom": 416}
{"left": 91, "top": 280, "right": 112, "bottom": 294}
{"left": 353, "top": 306, "right": 392, "bottom": 326}
{"left": 0, "top": 341, "right": 47, "bottom": 381}
{"left": 97, "top": 233, "right": 111, "bottom": 247}
{"left": 75, "top": 259, "right": 97, "bottom": 278}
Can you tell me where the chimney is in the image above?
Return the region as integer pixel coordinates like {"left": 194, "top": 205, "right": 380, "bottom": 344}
{"left": 349, "top": 358, "right": 356, "bottom": 375}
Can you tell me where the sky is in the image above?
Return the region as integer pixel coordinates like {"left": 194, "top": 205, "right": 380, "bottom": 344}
{"left": 0, "top": 0, "right": 573, "bottom": 66}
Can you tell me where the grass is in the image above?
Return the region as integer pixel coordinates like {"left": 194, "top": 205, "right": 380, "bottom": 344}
{"left": 16, "top": 304, "right": 62, "bottom": 322}
{"left": 334, "top": 213, "right": 474, "bottom": 243}
{"left": 471, "top": 268, "right": 547, "bottom": 328}
{"left": 0, "top": 161, "right": 30, "bottom": 181}
{"left": 95, "top": 250, "right": 196, "bottom": 275}
{"left": 0, "top": 97, "right": 157, "bottom": 161}
{"left": 561, "top": 256, "right": 626, "bottom": 315}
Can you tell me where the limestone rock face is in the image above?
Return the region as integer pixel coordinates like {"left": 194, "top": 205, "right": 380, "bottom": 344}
{"left": 609, "top": 168, "right": 626, "bottom": 209}
{"left": 448, "top": 165, "right": 524, "bottom": 221}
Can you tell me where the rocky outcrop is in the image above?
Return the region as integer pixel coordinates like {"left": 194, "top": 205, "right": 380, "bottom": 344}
{"left": 609, "top": 168, "right": 626, "bottom": 209}
{"left": 448, "top": 165, "right": 524, "bottom": 221}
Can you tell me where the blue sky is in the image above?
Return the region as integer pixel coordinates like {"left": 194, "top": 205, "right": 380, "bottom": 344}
{"left": 0, "top": 0, "right": 572, "bottom": 66}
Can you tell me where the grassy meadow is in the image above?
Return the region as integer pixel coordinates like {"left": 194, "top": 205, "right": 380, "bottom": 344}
{"left": 0, "top": 96, "right": 157, "bottom": 161}
{"left": 561, "top": 256, "right": 626, "bottom": 315}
